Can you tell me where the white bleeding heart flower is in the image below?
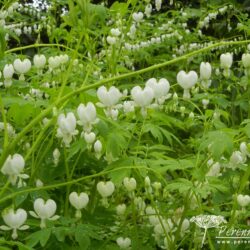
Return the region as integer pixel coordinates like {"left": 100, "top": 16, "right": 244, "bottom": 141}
{"left": 0, "top": 122, "right": 15, "bottom": 137}
{"left": 56, "top": 112, "right": 78, "bottom": 147}
{"left": 3, "top": 64, "right": 14, "bottom": 87}
{"left": 131, "top": 86, "right": 154, "bottom": 108}
{"left": 110, "top": 28, "right": 121, "bottom": 37}
{"left": 59, "top": 54, "right": 69, "bottom": 65}
{"left": 33, "top": 54, "right": 46, "bottom": 69}
{"left": 242, "top": 53, "right": 250, "bottom": 76}
{"left": 97, "top": 181, "right": 115, "bottom": 198}
{"left": 220, "top": 53, "right": 233, "bottom": 69}
{"left": 116, "top": 237, "right": 131, "bottom": 249}
{"left": 200, "top": 62, "right": 212, "bottom": 88}
{"left": 69, "top": 192, "right": 89, "bottom": 218}
{"left": 1, "top": 154, "right": 29, "bottom": 186}
{"left": 77, "top": 102, "right": 98, "bottom": 132}
{"left": 237, "top": 194, "right": 250, "bottom": 207}
{"left": 30, "top": 198, "right": 59, "bottom": 228}
{"left": 240, "top": 142, "right": 250, "bottom": 158}
{"left": 229, "top": 151, "right": 245, "bottom": 169}
{"left": 94, "top": 139, "right": 102, "bottom": 153}
{"left": 145, "top": 4, "right": 152, "bottom": 17}
{"left": 146, "top": 78, "right": 171, "bottom": 104}
{"left": 107, "top": 36, "right": 117, "bottom": 45}
{"left": 116, "top": 204, "right": 126, "bottom": 216}
{"left": 110, "top": 108, "right": 119, "bottom": 120}
{"left": 155, "top": 0, "right": 162, "bottom": 11}
{"left": 97, "top": 86, "right": 122, "bottom": 107}
{"left": 83, "top": 132, "right": 96, "bottom": 144}
{"left": 13, "top": 58, "right": 31, "bottom": 80}
{"left": 123, "top": 101, "right": 135, "bottom": 113}
{"left": 132, "top": 12, "right": 144, "bottom": 23}
{"left": 123, "top": 177, "right": 137, "bottom": 192}
{"left": 145, "top": 206, "right": 161, "bottom": 226}
{"left": 48, "top": 56, "right": 61, "bottom": 70}
{"left": 53, "top": 148, "right": 60, "bottom": 166}
{"left": 242, "top": 53, "right": 250, "bottom": 68}
{"left": 177, "top": 70, "right": 198, "bottom": 99}
{"left": 202, "top": 99, "right": 209, "bottom": 109}
{"left": 0, "top": 207, "right": 29, "bottom": 239}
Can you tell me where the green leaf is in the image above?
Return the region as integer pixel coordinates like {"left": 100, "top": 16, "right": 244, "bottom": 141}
{"left": 166, "top": 178, "right": 193, "bottom": 193}
{"left": 75, "top": 225, "right": 91, "bottom": 250}
{"left": 26, "top": 228, "right": 51, "bottom": 248}
{"left": 143, "top": 123, "right": 163, "bottom": 143}
{"left": 110, "top": 2, "right": 128, "bottom": 16}
{"left": 199, "top": 130, "right": 235, "bottom": 160}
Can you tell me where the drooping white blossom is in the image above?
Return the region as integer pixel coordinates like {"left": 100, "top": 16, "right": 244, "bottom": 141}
{"left": 1, "top": 154, "right": 29, "bottom": 186}
{"left": 177, "top": 70, "right": 198, "bottom": 99}
{"left": 69, "top": 192, "right": 89, "bottom": 218}
{"left": 56, "top": 112, "right": 78, "bottom": 147}
{"left": 0, "top": 207, "right": 29, "bottom": 239}
{"left": 29, "top": 198, "right": 59, "bottom": 228}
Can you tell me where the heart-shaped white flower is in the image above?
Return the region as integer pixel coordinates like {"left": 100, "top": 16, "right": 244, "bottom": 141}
{"left": 33, "top": 54, "right": 46, "bottom": 69}
{"left": 131, "top": 86, "right": 154, "bottom": 107}
{"left": 146, "top": 78, "right": 170, "bottom": 99}
{"left": 77, "top": 102, "right": 97, "bottom": 130}
{"left": 200, "top": 62, "right": 212, "bottom": 80}
{"left": 57, "top": 112, "right": 78, "bottom": 146}
{"left": 3, "top": 64, "right": 14, "bottom": 79}
{"left": 237, "top": 194, "right": 250, "bottom": 207}
{"left": 0, "top": 208, "right": 29, "bottom": 239}
{"left": 220, "top": 53, "right": 233, "bottom": 69}
{"left": 30, "top": 198, "right": 59, "bottom": 228}
{"left": 107, "top": 36, "right": 116, "bottom": 45}
{"left": 123, "top": 177, "right": 137, "bottom": 192}
{"left": 97, "top": 181, "right": 115, "bottom": 198}
{"left": 97, "top": 86, "right": 122, "bottom": 107}
{"left": 84, "top": 132, "right": 96, "bottom": 144}
{"left": 2, "top": 208, "right": 27, "bottom": 229}
{"left": 58, "top": 112, "right": 77, "bottom": 134}
{"left": 33, "top": 198, "right": 57, "bottom": 219}
{"left": 242, "top": 53, "right": 250, "bottom": 68}
{"left": 110, "top": 28, "right": 121, "bottom": 37}
{"left": 116, "top": 237, "right": 131, "bottom": 249}
{"left": 13, "top": 58, "right": 31, "bottom": 74}
{"left": 1, "top": 154, "right": 27, "bottom": 185}
{"left": 177, "top": 70, "right": 198, "bottom": 89}
{"left": 69, "top": 192, "right": 89, "bottom": 210}
{"left": 1, "top": 154, "right": 25, "bottom": 176}
{"left": 132, "top": 12, "right": 143, "bottom": 22}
